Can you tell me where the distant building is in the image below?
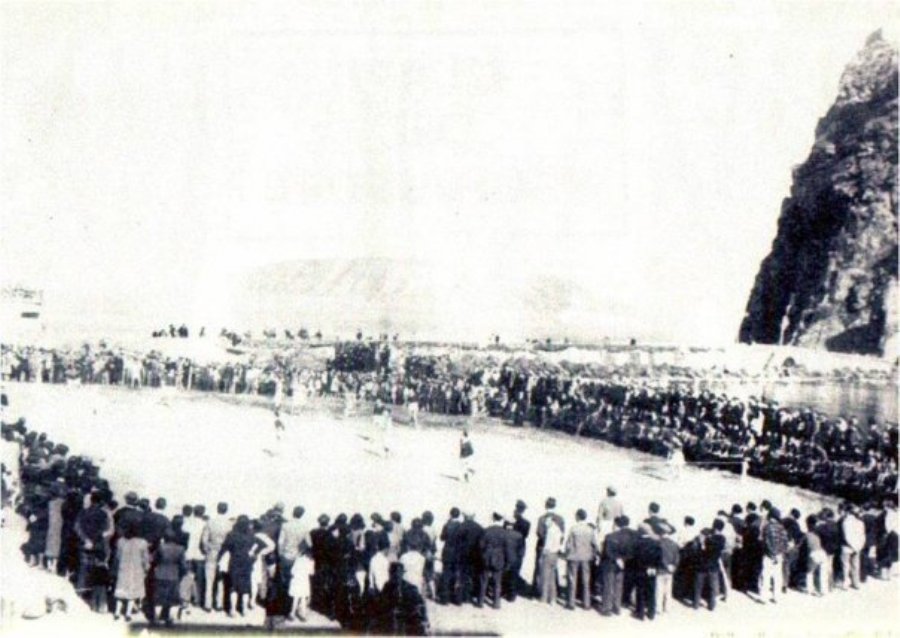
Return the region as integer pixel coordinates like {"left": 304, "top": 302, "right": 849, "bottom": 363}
{"left": 1, "top": 286, "right": 45, "bottom": 343}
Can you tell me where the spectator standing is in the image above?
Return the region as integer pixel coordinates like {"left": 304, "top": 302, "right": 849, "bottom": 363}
{"left": 564, "top": 508, "right": 597, "bottom": 611}
{"left": 693, "top": 521, "right": 726, "bottom": 611}
{"left": 478, "top": 513, "right": 507, "bottom": 608}
{"left": 200, "top": 502, "right": 232, "bottom": 611}
{"left": 840, "top": 504, "right": 866, "bottom": 590}
{"left": 112, "top": 521, "right": 150, "bottom": 621}
{"left": 760, "top": 509, "right": 790, "bottom": 604}
{"left": 151, "top": 529, "right": 187, "bottom": 626}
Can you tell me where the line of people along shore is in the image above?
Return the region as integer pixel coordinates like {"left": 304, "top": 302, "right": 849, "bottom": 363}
{"left": 2, "top": 341, "right": 897, "bottom": 506}
{"left": 2, "top": 416, "right": 898, "bottom": 632}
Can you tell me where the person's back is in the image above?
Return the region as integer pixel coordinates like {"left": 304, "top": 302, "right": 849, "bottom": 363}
{"left": 368, "top": 550, "right": 391, "bottom": 593}
{"left": 400, "top": 550, "right": 426, "bottom": 593}
{"left": 373, "top": 565, "right": 429, "bottom": 636}
{"left": 817, "top": 519, "right": 841, "bottom": 556}
{"left": 634, "top": 533, "right": 662, "bottom": 570}
{"left": 567, "top": 519, "right": 596, "bottom": 561}
{"left": 842, "top": 513, "right": 866, "bottom": 552}
{"left": 457, "top": 518, "right": 484, "bottom": 563}
{"left": 658, "top": 535, "right": 680, "bottom": 573}
{"left": 77, "top": 503, "right": 110, "bottom": 544}
{"left": 182, "top": 514, "right": 205, "bottom": 562}
{"left": 480, "top": 523, "right": 507, "bottom": 569}
{"left": 701, "top": 531, "right": 726, "bottom": 570}
{"left": 440, "top": 518, "right": 461, "bottom": 564}
{"left": 203, "top": 514, "right": 232, "bottom": 555}
{"left": 280, "top": 517, "right": 310, "bottom": 562}
{"left": 154, "top": 542, "right": 186, "bottom": 583}
{"left": 142, "top": 506, "right": 170, "bottom": 548}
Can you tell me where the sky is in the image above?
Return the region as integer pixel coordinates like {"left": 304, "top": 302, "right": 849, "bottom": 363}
{"left": 1, "top": 0, "right": 897, "bottom": 344}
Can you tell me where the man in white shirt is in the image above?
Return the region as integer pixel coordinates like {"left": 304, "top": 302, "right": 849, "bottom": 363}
{"left": 200, "top": 502, "right": 233, "bottom": 611}
{"left": 539, "top": 517, "right": 564, "bottom": 604}
{"left": 279, "top": 505, "right": 311, "bottom": 596}
{"left": 840, "top": 503, "right": 866, "bottom": 589}
{"left": 596, "top": 487, "right": 624, "bottom": 544}
{"left": 368, "top": 540, "right": 392, "bottom": 594}
{"left": 182, "top": 504, "right": 207, "bottom": 607}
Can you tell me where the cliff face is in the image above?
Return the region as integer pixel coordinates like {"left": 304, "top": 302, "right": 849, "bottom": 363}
{"left": 739, "top": 32, "right": 899, "bottom": 357}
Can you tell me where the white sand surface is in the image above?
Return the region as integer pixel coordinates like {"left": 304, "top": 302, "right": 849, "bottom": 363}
{"left": 3, "top": 382, "right": 898, "bottom": 636}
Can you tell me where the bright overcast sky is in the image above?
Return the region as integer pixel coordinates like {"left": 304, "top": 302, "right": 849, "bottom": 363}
{"left": 1, "top": 1, "right": 897, "bottom": 343}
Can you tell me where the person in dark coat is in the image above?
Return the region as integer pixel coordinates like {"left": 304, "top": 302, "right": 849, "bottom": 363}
{"left": 219, "top": 515, "right": 260, "bottom": 616}
{"left": 741, "top": 512, "right": 764, "bottom": 595}
{"left": 439, "top": 508, "right": 462, "bottom": 604}
{"left": 141, "top": 498, "right": 171, "bottom": 551}
{"left": 368, "top": 562, "right": 430, "bottom": 636}
{"left": 114, "top": 491, "right": 144, "bottom": 538}
{"left": 74, "top": 490, "right": 111, "bottom": 611}
{"left": 478, "top": 513, "right": 508, "bottom": 608}
{"left": 455, "top": 511, "right": 484, "bottom": 605}
{"left": 309, "top": 514, "right": 338, "bottom": 618}
{"left": 170, "top": 515, "right": 189, "bottom": 548}
{"left": 816, "top": 509, "right": 842, "bottom": 592}
{"left": 260, "top": 505, "right": 291, "bottom": 625}
{"left": 151, "top": 529, "right": 187, "bottom": 626}
{"left": 503, "top": 513, "right": 527, "bottom": 602}
{"left": 600, "top": 516, "right": 634, "bottom": 616}
{"left": 633, "top": 525, "right": 663, "bottom": 620}
{"left": 694, "top": 521, "right": 726, "bottom": 611}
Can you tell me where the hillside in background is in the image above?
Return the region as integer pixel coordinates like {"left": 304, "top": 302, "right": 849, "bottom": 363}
{"left": 239, "top": 257, "right": 624, "bottom": 343}
{"left": 739, "top": 32, "right": 899, "bottom": 357}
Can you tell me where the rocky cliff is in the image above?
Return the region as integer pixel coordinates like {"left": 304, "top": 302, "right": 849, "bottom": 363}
{"left": 739, "top": 31, "right": 898, "bottom": 357}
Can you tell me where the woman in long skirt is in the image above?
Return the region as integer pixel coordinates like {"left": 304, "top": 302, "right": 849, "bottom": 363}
{"left": 44, "top": 483, "right": 66, "bottom": 573}
{"left": 220, "top": 515, "right": 259, "bottom": 616}
{"left": 290, "top": 545, "right": 314, "bottom": 621}
{"left": 113, "top": 523, "right": 149, "bottom": 621}
{"left": 151, "top": 530, "right": 187, "bottom": 626}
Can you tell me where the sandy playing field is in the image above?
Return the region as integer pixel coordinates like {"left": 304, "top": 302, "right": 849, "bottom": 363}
{"left": 4, "top": 382, "right": 898, "bottom": 636}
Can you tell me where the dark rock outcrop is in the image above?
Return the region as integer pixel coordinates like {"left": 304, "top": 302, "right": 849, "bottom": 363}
{"left": 739, "top": 31, "right": 898, "bottom": 357}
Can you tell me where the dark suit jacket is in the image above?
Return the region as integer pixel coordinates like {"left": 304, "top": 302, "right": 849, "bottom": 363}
{"left": 633, "top": 535, "right": 663, "bottom": 571}
{"left": 503, "top": 528, "right": 524, "bottom": 566}
{"left": 602, "top": 528, "right": 635, "bottom": 566}
{"left": 440, "top": 520, "right": 461, "bottom": 564}
{"left": 479, "top": 524, "right": 507, "bottom": 571}
{"left": 456, "top": 520, "right": 484, "bottom": 570}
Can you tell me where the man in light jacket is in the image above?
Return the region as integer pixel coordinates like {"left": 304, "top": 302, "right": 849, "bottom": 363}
{"left": 200, "top": 502, "right": 233, "bottom": 611}
{"left": 839, "top": 503, "right": 866, "bottom": 589}
{"left": 565, "top": 509, "right": 598, "bottom": 610}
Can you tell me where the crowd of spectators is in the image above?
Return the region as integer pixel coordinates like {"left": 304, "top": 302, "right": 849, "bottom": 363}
{"left": 2, "top": 412, "right": 898, "bottom": 632}
{"left": 3, "top": 341, "right": 897, "bottom": 507}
